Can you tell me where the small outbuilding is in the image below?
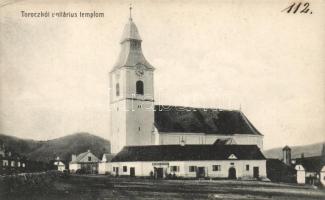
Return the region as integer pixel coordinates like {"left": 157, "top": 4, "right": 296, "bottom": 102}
{"left": 98, "top": 153, "right": 115, "bottom": 175}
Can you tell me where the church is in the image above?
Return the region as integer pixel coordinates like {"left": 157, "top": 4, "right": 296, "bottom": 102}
{"left": 108, "top": 9, "right": 266, "bottom": 179}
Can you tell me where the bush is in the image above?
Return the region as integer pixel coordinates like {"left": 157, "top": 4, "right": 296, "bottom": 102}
{"left": 0, "top": 171, "right": 68, "bottom": 196}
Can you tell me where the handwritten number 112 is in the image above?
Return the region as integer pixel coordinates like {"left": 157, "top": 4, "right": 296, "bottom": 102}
{"left": 282, "top": 2, "right": 312, "bottom": 14}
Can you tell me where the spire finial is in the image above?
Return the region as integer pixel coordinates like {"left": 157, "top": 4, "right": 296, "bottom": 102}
{"left": 129, "top": 3, "right": 133, "bottom": 21}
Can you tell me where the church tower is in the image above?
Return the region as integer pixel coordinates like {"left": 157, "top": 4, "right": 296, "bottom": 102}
{"left": 110, "top": 8, "right": 155, "bottom": 153}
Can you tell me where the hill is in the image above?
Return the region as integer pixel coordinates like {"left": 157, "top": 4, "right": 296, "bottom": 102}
{"left": 264, "top": 142, "right": 325, "bottom": 159}
{"left": 0, "top": 133, "right": 111, "bottom": 162}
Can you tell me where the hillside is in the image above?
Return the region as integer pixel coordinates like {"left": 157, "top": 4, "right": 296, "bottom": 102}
{"left": 264, "top": 142, "right": 325, "bottom": 159}
{"left": 0, "top": 133, "right": 110, "bottom": 162}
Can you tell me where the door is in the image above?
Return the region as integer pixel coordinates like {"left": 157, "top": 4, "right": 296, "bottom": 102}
{"left": 197, "top": 167, "right": 205, "bottom": 178}
{"left": 253, "top": 167, "right": 259, "bottom": 179}
{"left": 156, "top": 167, "right": 164, "bottom": 179}
{"left": 130, "top": 167, "right": 135, "bottom": 177}
{"left": 228, "top": 167, "right": 236, "bottom": 179}
{"left": 115, "top": 167, "right": 119, "bottom": 176}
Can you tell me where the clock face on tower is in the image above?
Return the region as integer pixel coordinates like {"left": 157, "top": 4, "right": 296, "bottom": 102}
{"left": 135, "top": 64, "right": 144, "bottom": 77}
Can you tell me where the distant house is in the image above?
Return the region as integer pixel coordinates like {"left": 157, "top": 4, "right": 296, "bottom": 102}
{"left": 0, "top": 144, "right": 27, "bottom": 175}
{"left": 53, "top": 157, "right": 66, "bottom": 172}
{"left": 98, "top": 153, "right": 115, "bottom": 175}
{"left": 69, "top": 150, "right": 100, "bottom": 174}
{"left": 111, "top": 145, "right": 267, "bottom": 179}
{"left": 294, "top": 155, "right": 325, "bottom": 185}
{"left": 280, "top": 144, "right": 325, "bottom": 186}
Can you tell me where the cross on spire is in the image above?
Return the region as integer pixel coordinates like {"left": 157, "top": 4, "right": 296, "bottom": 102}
{"left": 129, "top": 3, "right": 133, "bottom": 21}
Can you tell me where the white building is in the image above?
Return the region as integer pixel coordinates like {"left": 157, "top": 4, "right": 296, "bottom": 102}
{"left": 98, "top": 153, "right": 115, "bottom": 175}
{"left": 109, "top": 10, "right": 263, "bottom": 155}
{"left": 111, "top": 145, "right": 266, "bottom": 179}
{"left": 54, "top": 161, "right": 66, "bottom": 172}
{"left": 295, "top": 165, "right": 306, "bottom": 184}
{"left": 320, "top": 166, "right": 325, "bottom": 186}
{"left": 69, "top": 150, "right": 100, "bottom": 174}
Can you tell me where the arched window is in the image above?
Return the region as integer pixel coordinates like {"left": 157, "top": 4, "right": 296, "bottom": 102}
{"left": 116, "top": 83, "right": 120, "bottom": 96}
{"left": 136, "top": 80, "right": 144, "bottom": 95}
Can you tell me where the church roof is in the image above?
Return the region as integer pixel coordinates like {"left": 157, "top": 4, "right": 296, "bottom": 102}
{"left": 120, "top": 19, "right": 141, "bottom": 43}
{"left": 154, "top": 105, "right": 262, "bottom": 135}
{"left": 111, "top": 145, "right": 265, "bottom": 162}
{"left": 112, "top": 18, "right": 154, "bottom": 72}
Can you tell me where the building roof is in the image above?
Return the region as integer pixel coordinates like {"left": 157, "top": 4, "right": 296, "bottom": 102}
{"left": 111, "top": 145, "right": 265, "bottom": 162}
{"left": 213, "top": 138, "right": 237, "bottom": 145}
{"left": 295, "top": 156, "right": 325, "bottom": 172}
{"left": 70, "top": 150, "right": 100, "bottom": 164}
{"left": 102, "top": 153, "right": 115, "bottom": 162}
{"left": 154, "top": 105, "right": 262, "bottom": 135}
{"left": 282, "top": 145, "right": 291, "bottom": 151}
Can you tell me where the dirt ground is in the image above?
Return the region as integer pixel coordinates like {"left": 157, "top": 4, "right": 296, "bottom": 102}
{"left": 2, "top": 175, "right": 325, "bottom": 200}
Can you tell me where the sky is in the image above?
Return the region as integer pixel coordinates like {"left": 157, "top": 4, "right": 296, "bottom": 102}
{"left": 0, "top": 0, "right": 324, "bottom": 150}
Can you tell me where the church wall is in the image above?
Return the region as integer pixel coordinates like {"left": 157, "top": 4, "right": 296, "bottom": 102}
{"left": 110, "top": 100, "right": 127, "bottom": 153}
{"left": 125, "top": 99, "right": 155, "bottom": 146}
{"left": 158, "top": 133, "right": 263, "bottom": 149}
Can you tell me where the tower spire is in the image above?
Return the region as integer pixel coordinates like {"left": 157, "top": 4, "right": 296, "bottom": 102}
{"left": 129, "top": 3, "right": 132, "bottom": 21}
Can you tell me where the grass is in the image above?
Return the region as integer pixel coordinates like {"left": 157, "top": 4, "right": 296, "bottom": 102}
{"left": 1, "top": 174, "right": 325, "bottom": 200}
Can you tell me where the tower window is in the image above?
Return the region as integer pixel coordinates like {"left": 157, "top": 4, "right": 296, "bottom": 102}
{"left": 116, "top": 83, "right": 120, "bottom": 96}
{"left": 136, "top": 80, "right": 144, "bottom": 95}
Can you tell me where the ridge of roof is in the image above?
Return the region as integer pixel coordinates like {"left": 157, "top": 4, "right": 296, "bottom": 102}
{"left": 154, "top": 105, "right": 262, "bottom": 136}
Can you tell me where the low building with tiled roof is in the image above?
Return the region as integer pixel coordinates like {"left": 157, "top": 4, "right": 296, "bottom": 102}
{"left": 111, "top": 144, "right": 266, "bottom": 179}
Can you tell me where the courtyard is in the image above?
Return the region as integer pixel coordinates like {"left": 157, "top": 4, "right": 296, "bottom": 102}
{"left": 1, "top": 174, "right": 325, "bottom": 200}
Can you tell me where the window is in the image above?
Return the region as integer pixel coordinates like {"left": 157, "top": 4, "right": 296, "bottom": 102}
{"left": 88, "top": 156, "right": 91, "bottom": 161}
{"left": 123, "top": 166, "right": 127, "bottom": 172}
{"left": 189, "top": 166, "right": 197, "bottom": 172}
{"left": 116, "top": 83, "right": 120, "bottom": 96}
{"left": 11, "top": 161, "right": 15, "bottom": 167}
{"left": 138, "top": 105, "right": 142, "bottom": 108}
{"left": 170, "top": 166, "right": 179, "bottom": 172}
{"left": 113, "top": 167, "right": 115, "bottom": 172}
{"left": 230, "top": 162, "right": 234, "bottom": 165}
{"left": 136, "top": 80, "right": 144, "bottom": 95}
{"left": 212, "top": 165, "right": 221, "bottom": 171}
{"left": 246, "top": 165, "right": 249, "bottom": 171}
{"left": 138, "top": 126, "right": 141, "bottom": 131}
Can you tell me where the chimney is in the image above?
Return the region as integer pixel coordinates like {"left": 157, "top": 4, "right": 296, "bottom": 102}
{"left": 301, "top": 153, "right": 304, "bottom": 158}
{"left": 282, "top": 145, "right": 291, "bottom": 165}
{"left": 88, "top": 149, "right": 90, "bottom": 152}
{"left": 72, "top": 154, "right": 76, "bottom": 162}
{"left": 56, "top": 156, "right": 60, "bottom": 160}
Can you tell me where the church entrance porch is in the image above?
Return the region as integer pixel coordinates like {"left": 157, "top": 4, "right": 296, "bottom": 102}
{"left": 228, "top": 167, "right": 236, "bottom": 179}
